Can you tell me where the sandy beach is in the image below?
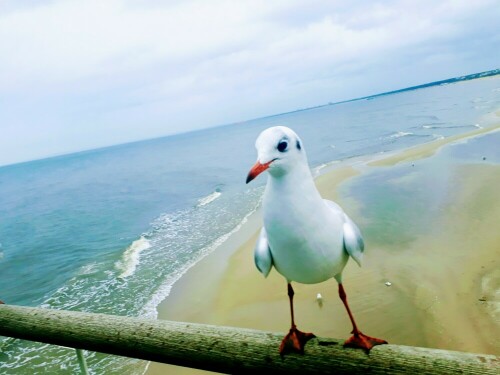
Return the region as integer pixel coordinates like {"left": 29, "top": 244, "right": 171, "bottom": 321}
{"left": 146, "top": 123, "right": 500, "bottom": 374}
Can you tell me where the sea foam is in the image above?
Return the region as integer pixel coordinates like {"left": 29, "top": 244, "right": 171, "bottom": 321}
{"left": 389, "top": 131, "right": 414, "bottom": 138}
{"left": 423, "top": 124, "right": 482, "bottom": 129}
{"left": 116, "top": 236, "right": 152, "bottom": 278}
{"left": 197, "top": 190, "right": 222, "bottom": 207}
{"left": 140, "top": 198, "right": 261, "bottom": 319}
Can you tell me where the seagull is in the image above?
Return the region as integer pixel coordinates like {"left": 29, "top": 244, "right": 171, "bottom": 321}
{"left": 246, "top": 126, "right": 387, "bottom": 355}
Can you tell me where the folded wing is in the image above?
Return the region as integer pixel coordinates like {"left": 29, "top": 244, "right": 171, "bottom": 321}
{"left": 254, "top": 227, "right": 273, "bottom": 277}
{"left": 324, "top": 199, "right": 364, "bottom": 267}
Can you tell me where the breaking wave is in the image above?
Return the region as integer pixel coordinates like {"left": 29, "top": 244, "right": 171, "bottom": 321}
{"left": 116, "top": 236, "right": 152, "bottom": 278}
{"left": 389, "top": 131, "right": 414, "bottom": 138}
{"left": 422, "top": 123, "right": 482, "bottom": 129}
{"left": 197, "top": 190, "right": 222, "bottom": 207}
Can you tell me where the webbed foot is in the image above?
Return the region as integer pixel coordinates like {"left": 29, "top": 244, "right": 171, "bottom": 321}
{"left": 279, "top": 325, "right": 315, "bottom": 356}
{"left": 344, "top": 331, "right": 387, "bottom": 352}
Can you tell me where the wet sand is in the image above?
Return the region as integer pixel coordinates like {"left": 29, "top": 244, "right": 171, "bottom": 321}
{"left": 146, "top": 124, "right": 500, "bottom": 374}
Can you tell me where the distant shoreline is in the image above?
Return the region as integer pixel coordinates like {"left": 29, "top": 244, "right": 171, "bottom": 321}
{"left": 250, "top": 69, "right": 500, "bottom": 121}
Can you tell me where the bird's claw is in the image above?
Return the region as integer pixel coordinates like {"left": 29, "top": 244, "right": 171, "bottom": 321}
{"left": 343, "top": 331, "right": 387, "bottom": 352}
{"left": 279, "top": 325, "right": 315, "bottom": 356}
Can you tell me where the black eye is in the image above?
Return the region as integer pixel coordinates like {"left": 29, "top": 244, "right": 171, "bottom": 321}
{"left": 277, "top": 140, "right": 288, "bottom": 152}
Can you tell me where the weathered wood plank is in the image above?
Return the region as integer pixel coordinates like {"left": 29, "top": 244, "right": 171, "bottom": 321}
{"left": 0, "top": 304, "right": 498, "bottom": 374}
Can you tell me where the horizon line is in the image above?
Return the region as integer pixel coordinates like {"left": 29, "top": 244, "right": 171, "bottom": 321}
{"left": 2, "top": 68, "right": 498, "bottom": 169}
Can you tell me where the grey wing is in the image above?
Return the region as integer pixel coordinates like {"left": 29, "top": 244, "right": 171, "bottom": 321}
{"left": 342, "top": 213, "right": 364, "bottom": 267}
{"left": 254, "top": 227, "right": 273, "bottom": 277}
{"left": 324, "top": 199, "right": 364, "bottom": 267}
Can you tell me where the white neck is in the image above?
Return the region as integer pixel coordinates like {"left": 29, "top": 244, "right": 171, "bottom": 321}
{"left": 264, "top": 163, "right": 322, "bottom": 204}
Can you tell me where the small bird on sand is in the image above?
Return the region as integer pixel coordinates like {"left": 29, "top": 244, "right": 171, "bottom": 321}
{"left": 246, "top": 126, "right": 387, "bottom": 355}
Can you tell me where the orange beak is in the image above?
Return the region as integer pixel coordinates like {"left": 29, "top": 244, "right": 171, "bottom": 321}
{"left": 246, "top": 159, "right": 274, "bottom": 184}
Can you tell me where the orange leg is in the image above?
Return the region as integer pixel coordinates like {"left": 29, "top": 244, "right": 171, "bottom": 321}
{"left": 338, "top": 283, "right": 387, "bottom": 351}
{"left": 279, "top": 283, "right": 315, "bottom": 355}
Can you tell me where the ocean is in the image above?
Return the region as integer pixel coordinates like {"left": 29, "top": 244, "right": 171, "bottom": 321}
{"left": 0, "top": 75, "right": 499, "bottom": 373}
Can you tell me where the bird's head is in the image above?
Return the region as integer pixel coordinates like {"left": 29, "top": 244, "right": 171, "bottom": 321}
{"left": 246, "top": 126, "right": 307, "bottom": 183}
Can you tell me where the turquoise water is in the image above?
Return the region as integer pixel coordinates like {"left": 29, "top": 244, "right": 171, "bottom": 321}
{"left": 0, "top": 76, "right": 499, "bottom": 373}
{"left": 342, "top": 130, "right": 500, "bottom": 251}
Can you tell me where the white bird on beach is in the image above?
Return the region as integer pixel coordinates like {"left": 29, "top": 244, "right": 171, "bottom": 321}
{"left": 246, "top": 126, "right": 387, "bottom": 355}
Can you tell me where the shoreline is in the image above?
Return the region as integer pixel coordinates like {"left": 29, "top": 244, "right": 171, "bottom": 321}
{"left": 369, "top": 123, "right": 500, "bottom": 167}
{"left": 146, "top": 123, "right": 500, "bottom": 374}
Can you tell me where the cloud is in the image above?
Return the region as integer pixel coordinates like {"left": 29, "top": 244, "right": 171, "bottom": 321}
{"left": 0, "top": 0, "right": 498, "bottom": 165}
{"left": 0, "top": 0, "right": 278, "bottom": 91}
{"left": 1, "top": 1, "right": 496, "bottom": 94}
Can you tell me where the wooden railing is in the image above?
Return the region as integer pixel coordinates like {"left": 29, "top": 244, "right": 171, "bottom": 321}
{"left": 0, "top": 304, "right": 498, "bottom": 374}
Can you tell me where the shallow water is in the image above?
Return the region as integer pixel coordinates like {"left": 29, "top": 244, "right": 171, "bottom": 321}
{"left": 343, "top": 130, "right": 500, "bottom": 250}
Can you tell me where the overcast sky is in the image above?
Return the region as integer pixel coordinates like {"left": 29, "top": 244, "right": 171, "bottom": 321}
{"left": 0, "top": 0, "right": 498, "bottom": 166}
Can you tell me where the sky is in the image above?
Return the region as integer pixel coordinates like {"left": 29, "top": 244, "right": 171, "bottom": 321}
{"left": 0, "top": 0, "right": 499, "bottom": 166}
